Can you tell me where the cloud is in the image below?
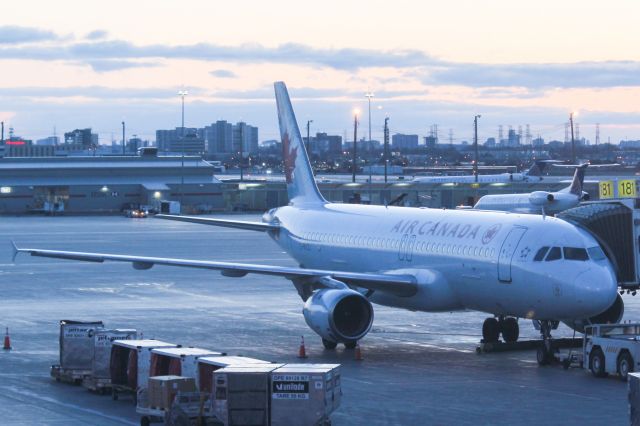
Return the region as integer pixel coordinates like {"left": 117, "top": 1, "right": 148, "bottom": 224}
{"left": 210, "top": 69, "right": 236, "bottom": 78}
{"left": 0, "top": 86, "right": 174, "bottom": 100}
{"left": 0, "top": 26, "right": 59, "bottom": 44}
{"left": 85, "top": 30, "right": 108, "bottom": 40}
{"left": 83, "top": 59, "right": 160, "bottom": 72}
{"left": 424, "top": 61, "right": 640, "bottom": 89}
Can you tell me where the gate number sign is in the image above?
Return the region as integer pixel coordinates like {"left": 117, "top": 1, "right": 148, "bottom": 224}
{"left": 599, "top": 179, "right": 637, "bottom": 199}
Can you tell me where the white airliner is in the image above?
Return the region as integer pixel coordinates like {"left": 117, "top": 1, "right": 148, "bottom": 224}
{"left": 412, "top": 161, "right": 552, "bottom": 184}
{"left": 473, "top": 164, "right": 590, "bottom": 215}
{"left": 14, "top": 82, "right": 622, "bottom": 365}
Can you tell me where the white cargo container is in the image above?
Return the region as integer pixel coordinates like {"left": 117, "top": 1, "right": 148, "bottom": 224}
{"left": 213, "top": 365, "right": 284, "bottom": 426}
{"left": 197, "top": 356, "right": 271, "bottom": 394}
{"left": 149, "top": 347, "right": 223, "bottom": 389}
{"left": 110, "top": 339, "right": 177, "bottom": 403}
{"left": 82, "top": 329, "right": 138, "bottom": 393}
{"left": 271, "top": 364, "right": 341, "bottom": 426}
{"left": 51, "top": 320, "right": 104, "bottom": 384}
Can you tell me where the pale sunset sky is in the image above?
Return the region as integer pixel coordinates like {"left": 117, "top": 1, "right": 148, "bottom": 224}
{"left": 1, "top": 0, "right": 639, "bottom": 144}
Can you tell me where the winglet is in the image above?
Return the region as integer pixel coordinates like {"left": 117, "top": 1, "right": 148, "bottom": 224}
{"left": 11, "top": 240, "right": 19, "bottom": 262}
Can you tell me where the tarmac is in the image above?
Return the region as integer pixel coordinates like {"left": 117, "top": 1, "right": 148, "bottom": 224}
{"left": 0, "top": 214, "right": 637, "bottom": 425}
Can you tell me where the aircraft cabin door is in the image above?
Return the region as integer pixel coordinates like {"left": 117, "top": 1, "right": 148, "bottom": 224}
{"left": 498, "top": 226, "right": 527, "bottom": 282}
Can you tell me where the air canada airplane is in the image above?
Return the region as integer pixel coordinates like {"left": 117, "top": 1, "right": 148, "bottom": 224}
{"left": 14, "top": 82, "right": 623, "bottom": 365}
{"left": 412, "top": 161, "right": 552, "bottom": 184}
{"left": 473, "top": 164, "right": 590, "bottom": 215}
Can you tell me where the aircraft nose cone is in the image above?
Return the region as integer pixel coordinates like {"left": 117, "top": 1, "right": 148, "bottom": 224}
{"left": 574, "top": 268, "right": 618, "bottom": 317}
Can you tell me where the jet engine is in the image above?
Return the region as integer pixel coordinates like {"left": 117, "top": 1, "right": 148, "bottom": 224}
{"left": 303, "top": 288, "right": 373, "bottom": 343}
{"left": 529, "top": 191, "right": 554, "bottom": 206}
{"left": 564, "top": 293, "right": 624, "bottom": 333}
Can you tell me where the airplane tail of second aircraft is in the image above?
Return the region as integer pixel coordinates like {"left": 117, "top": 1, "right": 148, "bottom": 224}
{"left": 274, "top": 82, "right": 326, "bottom": 205}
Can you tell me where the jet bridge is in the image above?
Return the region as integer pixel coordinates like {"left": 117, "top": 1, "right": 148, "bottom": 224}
{"left": 557, "top": 199, "right": 640, "bottom": 290}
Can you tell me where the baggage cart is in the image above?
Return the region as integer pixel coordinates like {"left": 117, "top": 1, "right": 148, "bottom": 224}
{"left": 52, "top": 319, "right": 104, "bottom": 385}
{"left": 110, "top": 339, "right": 177, "bottom": 403}
{"left": 83, "top": 328, "right": 137, "bottom": 394}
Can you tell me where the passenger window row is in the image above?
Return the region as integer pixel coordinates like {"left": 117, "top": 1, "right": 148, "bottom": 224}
{"left": 301, "top": 233, "right": 496, "bottom": 259}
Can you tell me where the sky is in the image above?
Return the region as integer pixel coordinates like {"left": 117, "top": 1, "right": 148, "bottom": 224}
{"left": 1, "top": 0, "right": 639, "bottom": 144}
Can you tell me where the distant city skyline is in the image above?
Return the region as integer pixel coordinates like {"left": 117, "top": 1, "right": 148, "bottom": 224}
{"left": 1, "top": 0, "right": 639, "bottom": 144}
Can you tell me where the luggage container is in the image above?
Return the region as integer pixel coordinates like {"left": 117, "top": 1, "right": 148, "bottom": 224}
{"left": 197, "top": 356, "right": 271, "bottom": 394}
{"left": 110, "top": 339, "right": 177, "bottom": 403}
{"left": 139, "top": 347, "right": 223, "bottom": 425}
{"left": 271, "top": 364, "right": 341, "bottom": 426}
{"left": 51, "top": 319, "right": 104, "bottom": 384}
{"left": 275, "top": 364, "right": 342, "bottom": 415}
{"left": 148, "top": 376, "right": 197, "bottom": 410}
{"left": 83, "top": 328, "right": 138, "bottom": 394}
{"left": 213, "top": 365, "right": 283, "bottom": 426}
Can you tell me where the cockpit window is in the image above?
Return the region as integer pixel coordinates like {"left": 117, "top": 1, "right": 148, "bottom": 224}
{"left": 563, "top": 247, "right": 589, "bottom": 261}
{"left": 533, "top": 247, "right": 549, "bottom": 261}
{"left": 545, "top": 247, "right": 562, "bottom": 261}
{"left": 587, "top": 246, "right": 606, "bottom": 261}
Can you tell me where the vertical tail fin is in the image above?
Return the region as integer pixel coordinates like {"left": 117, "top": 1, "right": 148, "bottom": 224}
{"left": 568, "top": 164, "right": 589, "bottom": 195}
{"left": 274, "top": 82, "right": 326, "bottom": 205}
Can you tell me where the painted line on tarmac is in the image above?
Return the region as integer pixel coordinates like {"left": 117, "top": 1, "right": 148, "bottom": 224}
{"left": 380, "top": 336, "right": 475, "bottom": 354}
{"left": 2, "top": 385, "right": 137, "bottom": 425}
{"left": 342, "top": 377, "right": 374, "bottom": 385}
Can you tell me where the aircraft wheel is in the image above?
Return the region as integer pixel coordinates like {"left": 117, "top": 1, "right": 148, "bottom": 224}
{"left": 482, "top": 318, "right": 500, "bottom": 343}
{"left": 618, "top": 351, "right": 634, "bottom": 381}
{"left": 344, "top": 340, "right": 357, "bottom": 350}
{"left": 501, "top": 317, "right": 519, "bottom": 343}
{"left": 590, "top": 348, "right": 607, "bottom": 377}
{"left": 536, "top": 345, "right": 550, "bottom": 366}
{"left": 322, "top": 339, "right": 338, "bottom": 350}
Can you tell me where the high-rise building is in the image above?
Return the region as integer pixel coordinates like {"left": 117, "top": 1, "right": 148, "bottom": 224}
{"left": 64, "top": 128, "right": 96, "bottom": 147}
{"left": 310, "top": 132, "right": 342, "bottom": 155}
{"left": 392, "top": 134, "right": 419, "bottom": 150}
{"left": 204, "top": 120, "right": 233, "bottom": 154}
{"left": 232, "top": 122, "right": 259, "bottom": 155}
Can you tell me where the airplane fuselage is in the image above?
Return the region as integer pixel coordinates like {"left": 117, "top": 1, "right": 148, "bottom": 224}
{"left": 265, "top": 203, "right": 617, "bottom": 321}
{"left": 413, "top": 173, "right": 529, "bottom": 184}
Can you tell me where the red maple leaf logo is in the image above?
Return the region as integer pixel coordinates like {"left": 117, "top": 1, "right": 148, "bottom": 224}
{"left": 282, "top": 132, "right": 298, "bottom": 184}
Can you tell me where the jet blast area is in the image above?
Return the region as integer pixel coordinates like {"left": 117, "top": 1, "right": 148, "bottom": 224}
{"left": 0, "top": 215, "right": 635, "bottom": 425}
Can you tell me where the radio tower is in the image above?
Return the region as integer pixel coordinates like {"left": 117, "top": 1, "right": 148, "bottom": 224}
{"left": 595, "top": 123, "right": 600, "bottom": 146}
{"left": 525, "top": 124, "right": 531, "bottom": 145}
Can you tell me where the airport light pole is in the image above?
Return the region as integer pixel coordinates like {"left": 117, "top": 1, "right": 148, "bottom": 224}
{"left": 365, "top": 92, "right": 374, "bottom": 143}
{"left": 352, "top": 109, "right": 359, "bottom": 183}
{"left": 178, "top": 89, "right": 188, "bottom": 212}
{"left": 121, "top": 121, "right": 125, "bottom": 155}
{"left": 473, "top": 115, "right": 481, "bottom": 183}
{"left": 306, "top": 120, "right": 313, "bottom": 173}
{"left": 570, "top": 111, "right": 576, "bottom": 164}
{"left": 383, "top": 117, "right": 390, "bottom": 183}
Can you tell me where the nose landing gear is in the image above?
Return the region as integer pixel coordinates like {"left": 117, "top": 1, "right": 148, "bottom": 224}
{"left": 535, "top": 319, "right": 560, "bottom": 366}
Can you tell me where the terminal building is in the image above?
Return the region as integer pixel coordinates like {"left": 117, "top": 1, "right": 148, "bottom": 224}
{"left": 0, "top": 153, "right": 223, "bottom": 214}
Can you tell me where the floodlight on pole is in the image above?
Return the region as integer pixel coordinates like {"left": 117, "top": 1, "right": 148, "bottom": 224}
{"left": 352, "top": 109, "right": 359, "bottom": 183}
{"left": 473, "top": 115, "right": 481, "bottom": 183}
{"left": 178, "top": 89, "right": 188, "bottom": 213}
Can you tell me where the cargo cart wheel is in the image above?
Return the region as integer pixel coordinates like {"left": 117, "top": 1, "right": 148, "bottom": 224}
{"left": 617, "top": 351, "right": 634, "bottom": 381}
{"left": 482, "top": 318, "right": 500, "bottom": 343}
{"left": 501, "top": 317, "right": 519, "bottom": 343}
{"left": 322, "top": 339, "right": 338, "bottom": 350}
{"left": 140, "top": 416, "right": 150, "bottom": 426}
{"left": 590, "top": 348, "right": 607, "bottom": 377}
{"left": 344, "top": 340, "right": 357, "bottom": 350}
{"left": 536, "top": 345, "right": 550, "bottom": 366}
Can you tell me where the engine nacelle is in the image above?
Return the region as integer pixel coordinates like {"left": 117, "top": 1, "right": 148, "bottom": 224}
{"left": 529, "top": 191, "right": 554, "bottom": 206}
{"left": 303, "top": 289, "right": 373, "bottom": 343}
{"left": 564, "top": 293, "right": 624, "bottom": 333}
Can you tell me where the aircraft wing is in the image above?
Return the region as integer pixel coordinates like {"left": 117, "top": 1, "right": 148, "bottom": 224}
{"left": 155, "top": 214, "right": 279, "bottom": 232}
{"left": 13, "top": 245, "right": 417, "bottom": 297}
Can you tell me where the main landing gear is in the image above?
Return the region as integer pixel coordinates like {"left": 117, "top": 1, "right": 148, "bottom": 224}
{"left": 322, "top": 338, "right": 356, "bottom": 350}
{"left": 482, "top": 316, "right": 519, "bottom": 343}
{"left": 535, "top": 320, "right": 559, "bottom": 366}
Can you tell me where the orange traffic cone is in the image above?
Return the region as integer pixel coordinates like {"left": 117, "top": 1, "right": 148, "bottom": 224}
{"left": 354, "top": 342, "right": 363, "bottom": 361}
{"left": 298, "top": 336, "right": 308, "bottom": 359}
{"left": 3, "top": 327, "right": 12, "bottom": 350}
